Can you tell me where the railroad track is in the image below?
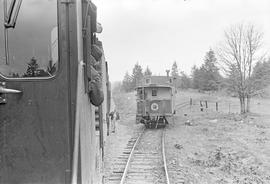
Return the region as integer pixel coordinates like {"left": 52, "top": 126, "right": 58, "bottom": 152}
{"left": 107, "top": 128, "right": 170, "bottom": 184}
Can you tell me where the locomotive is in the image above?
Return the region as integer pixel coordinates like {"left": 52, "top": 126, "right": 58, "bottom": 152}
{"left": 0, "top": 1, "right": 110, "bottom": 183}
{"left": 136, "top": 75, "right": 176, "bottom": 128}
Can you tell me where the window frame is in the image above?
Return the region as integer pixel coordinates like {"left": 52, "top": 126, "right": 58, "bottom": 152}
{"left": 152, "top": 88, "right": 157, "bottom": 96}
{"left": 0, "top": 1, "right": 62, "bottom": 81}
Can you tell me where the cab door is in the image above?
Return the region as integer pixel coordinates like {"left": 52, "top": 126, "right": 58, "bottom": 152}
{"left": 0, "top": 1, "right": 76, "bottom": 183}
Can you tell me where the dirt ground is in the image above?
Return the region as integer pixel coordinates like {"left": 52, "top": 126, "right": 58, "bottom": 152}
{"left": 166, "top": 91, "right": 270, "bottom": 184}
{"left": 104, "top": 91, "right": 270, "bottom": 184}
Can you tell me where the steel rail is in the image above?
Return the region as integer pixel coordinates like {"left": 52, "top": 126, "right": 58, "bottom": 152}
{"left": 119, "top": 128, "right": 145, "bottom": 184}
{"left": 162, "top": 129, "right": 170, "bottom": 184}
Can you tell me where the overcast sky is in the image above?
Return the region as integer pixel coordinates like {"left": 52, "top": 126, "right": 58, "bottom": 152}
{"left": 92, "top": 0, "right": 270, "bottom": 82}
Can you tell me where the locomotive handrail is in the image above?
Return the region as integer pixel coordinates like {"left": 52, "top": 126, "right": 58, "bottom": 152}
{"left": 0, "top": 86, "right": 21, "bottom": 94}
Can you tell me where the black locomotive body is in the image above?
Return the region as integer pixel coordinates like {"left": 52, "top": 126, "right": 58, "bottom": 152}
{"left": 0, "top": 1, "right": 110, "bottom": 183}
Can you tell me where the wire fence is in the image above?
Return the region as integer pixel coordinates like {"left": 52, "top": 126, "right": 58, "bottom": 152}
{"left": 175, "top": 98, "right": 241, "bottom": 114}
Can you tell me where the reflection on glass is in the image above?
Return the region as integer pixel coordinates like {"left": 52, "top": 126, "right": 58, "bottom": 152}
{"left": 0, "top": 0, "right": 58, "bottom": 78}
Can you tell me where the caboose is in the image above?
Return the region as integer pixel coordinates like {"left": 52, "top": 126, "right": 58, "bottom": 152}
{"left": 136, "top": 76, "right": 176, "bottom": 128}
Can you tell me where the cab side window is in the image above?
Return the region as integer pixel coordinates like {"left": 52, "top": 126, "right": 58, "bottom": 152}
{"left": 0, "top": 0, "right": 58, "bottom": 78}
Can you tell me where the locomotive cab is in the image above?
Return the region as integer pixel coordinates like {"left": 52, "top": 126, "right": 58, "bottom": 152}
{"left": 0, "top": 1, "right": 110, "bottom": 183}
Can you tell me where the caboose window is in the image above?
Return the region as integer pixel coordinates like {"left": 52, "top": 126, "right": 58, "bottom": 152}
{"left": 152, "top": 89, "right": 157, "bottom": 96}
{"left": 0, "top": 0, "right": 59, "bottom": 78}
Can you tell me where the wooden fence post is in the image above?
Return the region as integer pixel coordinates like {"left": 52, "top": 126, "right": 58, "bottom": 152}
{"left": 190, "top": 98, "right": 192, "bottom": 112}
{"left": 200, "top": 101, "right": 203, "bottom": 112}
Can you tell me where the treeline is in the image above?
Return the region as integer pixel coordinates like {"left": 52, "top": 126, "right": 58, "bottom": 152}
{"left": 119, "top": 48, "right": 270, "bottom": 96}
{"left": 169, "top": 49, "right": 223, "bottom": 91}
{"left": 120, "top": 49, "right": 224, "bottom": 92}
{"left": 121, "top": 63, "right": 152, "bottom": 92}
{"left": 174, "top": 49, "right": 225, "bottom": 91}
{"left": 191, "top": 49, "right": 222, "bottom": 91}
{"left": 117, "top": 23, "right": 270, "bottom": 114}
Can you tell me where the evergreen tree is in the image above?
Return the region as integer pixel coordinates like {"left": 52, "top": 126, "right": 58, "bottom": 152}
{"left": 23, "top": 57, "right": 39, "bottom": 77}
{"left": 144, "top": 66, "right": 152, "bottom": 76}
{"left": 191, "top": 65, "right": 203, "bottom": 89}
{"left": 171, "top": 61, "right": 179, "bottom": 78}
{"left": 12, "top": 73, "right": 20, "bottom": 77}
{"left": 122, "top": 72, "right": 133, "bottom": 92}
{"left": 171, "top": 61, "right": 182, "bottom": 88}
{"left": 179, "top": 71, "right": 191, "bottom": 89}
{"left": 200, "top": 49, "right": 221, "bottom": 91}
{"left": 249, "top": 59, "right": 270, "bottom": 95}
{"left": 131, "top": 62, "right": 144, "bottom": 87}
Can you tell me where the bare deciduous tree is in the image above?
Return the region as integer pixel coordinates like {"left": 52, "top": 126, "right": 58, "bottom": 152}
{"left": 217, "top": 23, "right": 265, "bottom": 114}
